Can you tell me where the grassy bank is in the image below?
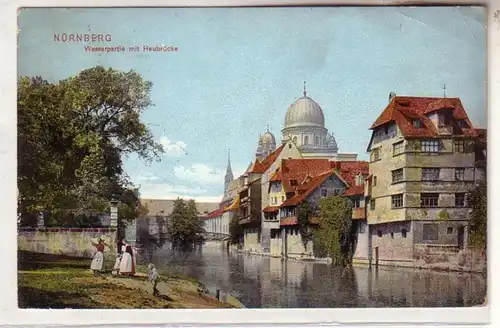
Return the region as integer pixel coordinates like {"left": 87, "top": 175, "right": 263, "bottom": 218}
{"left": 18, "top": 251, "right": 237, "bottom": 309}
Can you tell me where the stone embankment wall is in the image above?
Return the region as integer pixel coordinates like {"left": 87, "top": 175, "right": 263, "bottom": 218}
{"left": 18, "top": 227, "right": 118, "bottom": 258}
{"left": 413, "top": 245, "right": 486, "bottom": 273}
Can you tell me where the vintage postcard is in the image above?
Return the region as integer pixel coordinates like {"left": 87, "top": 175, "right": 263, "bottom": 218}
{"left": 8, "top": 3, "right": 492, "bottom": 326}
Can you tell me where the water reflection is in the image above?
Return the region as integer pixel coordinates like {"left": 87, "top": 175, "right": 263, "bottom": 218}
{"left": 137, "top": 243, "right": 486, "bottom": 308}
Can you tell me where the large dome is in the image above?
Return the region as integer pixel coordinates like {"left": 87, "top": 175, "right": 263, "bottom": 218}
{"left": 284, "top": 94, "right": 325, "bottom": 129}
{"left": 261, "top": 131, "right": 276, "bottom": 145}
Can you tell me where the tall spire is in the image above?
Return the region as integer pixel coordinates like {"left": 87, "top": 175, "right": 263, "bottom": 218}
{"left": 266, "top": 124, "right": 269, "bottom": 132}
{"left": 303, "top": 81, "right": 307, "bottom": 97}
{"left": 224, "top": 148, "right": 233, "bottom": 192}
{"left": 443, "top": 84, "right": 446, "bottom": 98}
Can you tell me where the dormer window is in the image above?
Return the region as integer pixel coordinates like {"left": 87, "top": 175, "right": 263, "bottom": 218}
{"left": 413, "top": 119, "right": 422, "bottom": 128}
{"left": 457, "top": 120, "right": 468, "bottom": 129}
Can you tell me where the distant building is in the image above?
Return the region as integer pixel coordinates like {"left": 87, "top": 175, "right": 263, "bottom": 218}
{"left": 365, "top": 93, "right": 485, "bottom": 267}
{"left": 126, "top": 199, "right": 219, "bottom": 245}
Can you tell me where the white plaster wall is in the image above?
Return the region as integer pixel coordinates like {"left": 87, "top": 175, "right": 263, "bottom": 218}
{"left": 243, "top": 231, "right": 262, "bottom": 253}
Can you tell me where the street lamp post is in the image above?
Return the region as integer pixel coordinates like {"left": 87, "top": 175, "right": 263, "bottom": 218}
{"left": 109, "top": 194, "right": 120, "bottom": 228}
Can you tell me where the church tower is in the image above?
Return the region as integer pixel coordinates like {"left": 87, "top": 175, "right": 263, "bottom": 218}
{"left": 224, "top": 149, "right": 234, "bottom": 192}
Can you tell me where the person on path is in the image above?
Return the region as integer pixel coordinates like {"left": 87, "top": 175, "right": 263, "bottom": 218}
{"left": 113, "top": 238, "right": 125, "bottom": 275}
{"left": 90, "top": 238, "right": 108, "bottom": 275}
{"left": 119, "top": 241, "right": 136, "bottom": 276}
{"left": 148, "top": 263, "right": 159, "bottom": 296}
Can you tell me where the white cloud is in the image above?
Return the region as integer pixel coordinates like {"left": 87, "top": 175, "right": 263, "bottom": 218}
{"left": 174, "top": 163, "right": 224, "bottom": 185}
{"left": 159, "top": 136, "right": 187, "bottom": 157}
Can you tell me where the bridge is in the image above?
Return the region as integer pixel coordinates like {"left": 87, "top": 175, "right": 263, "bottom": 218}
{"left": 124, "top": 217, "right": 229, "bottom": 246}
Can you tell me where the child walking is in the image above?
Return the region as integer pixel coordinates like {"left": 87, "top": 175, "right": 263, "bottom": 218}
{"left": 148, "top": 263, "right": 159, "bottom": 296}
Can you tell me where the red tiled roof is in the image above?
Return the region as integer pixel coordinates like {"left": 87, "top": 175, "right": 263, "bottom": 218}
{"left": 279, "top": 158, "right": 332, "bottom": 191}
{"left": 280, "top": 217, "right": 298, "bottom": 226}
{"left": 280, "top": 170, "right": 335, "bottom": 207}
{"left": 262, "top": 205, "right": 280, "bottom": 213}
{"left": 269, "top": 168, "right": 282, "bottom": 182}
{"left": 280, "top": 216, "right": 320, "bottom": 226}
{"left": 370, "top": 96, "right": 478, "bottom": 138}
{"left": 276, "top": 159, "right": 369, "bottom": 207}
{"left": 206, "top": 208, "right": 224, "bottom": 219}
{"left": 248, "top": 144, "right": 286, "bottom": 174}
{"left": 332, "top": 161, "right": 369, "bottom": 196}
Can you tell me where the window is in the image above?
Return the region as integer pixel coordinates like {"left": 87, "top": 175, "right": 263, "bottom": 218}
{"left": 421, "top": 140, "right": 439, "bottom": 152}
{"left": 371, "top": 148, "right": 381, "bottom": 162}
{"left": 390, "top": 232, "right": 394, "bottom": 239}
{"left": 447, "top": 227, "right": 453, "bottom": 234}
{"left": 393, "top": 141, "right": 404, "bottom": 156}
{"left": 359, "top": 223, "right": 366, "bottom": 234}
{"left": 293, "top": 136, "right": 297, "bottom": 144}
{"left": 290, "top": 179, "right": 298, "bottom": 186}
{"left": 402, "top": 229, "right": 407, "bottom": 238}
{"left": 377, "top": 230, "right": 382, "bottom": 237}
{"left": 457, "top": 120, "right": 468, "bottom": 129}
{"left": 455, "top": 168, "right": 465, "bottom": 181}
{"left": 438, "top": 114, "right": 446, "bottom": 126}
{"left": 288, "top": 144, "right": 292, "bottom": 149}
{"left": 281, "top": 196, "right": 285, "bottom": 202}
{"left": 421, "top": 193, "right": 439, "bottom": 207}
{"left": 370, "top": 199, "right": 376, "bottom": 210}
{"left": 304, "top": 136, "right": 309, "bottom": 145}
{"left": 352, "top": 199, "right": 360, "bottom": 208}
{"left": 373, "top": 176, "right": 377, "bottom": 186}
{"left": 455, "top": 193, "right": 466, "bottom": 207}
{"left": 423, "top": 223, "right": 438, "bottom": 241}
{"left": 391, "top": 194, "right": 403, "bottom": 208}
{"left": 332, "top": 189, "right": 343, "bottom": 196}
{"left": 392, "top": 169, "right": 404, "bottom": 183}
{"left": 454, "top": 140, "right": 466, "bottom": 153}
{"left": 422, "top": 168, "right": 440, "bottom": 181}
{"left": 321, "top": 189, "right": 328, "bottom": 198}
{"left": 413, "top": 119, "right": 422, "bottom": 128}
{"left": 316, "top": 136, "right": 320, "bottom": 145}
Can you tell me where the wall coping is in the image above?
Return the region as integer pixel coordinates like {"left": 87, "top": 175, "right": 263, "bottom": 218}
{"left": 18, "top": 227, "right": 117, "bottom": 233}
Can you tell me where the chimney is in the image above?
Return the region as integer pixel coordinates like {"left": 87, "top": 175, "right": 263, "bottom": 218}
{"left": 389, "top": 92, "right": 396, "bottom": 103}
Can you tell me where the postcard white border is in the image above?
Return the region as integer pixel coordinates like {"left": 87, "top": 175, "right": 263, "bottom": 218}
{"left": 1, "top": 0, "right": 498, "bottom": 326}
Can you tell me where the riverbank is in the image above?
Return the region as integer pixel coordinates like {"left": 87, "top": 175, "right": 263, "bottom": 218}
{"left": 18, "top": 251, "right": 242, "bottom": 309}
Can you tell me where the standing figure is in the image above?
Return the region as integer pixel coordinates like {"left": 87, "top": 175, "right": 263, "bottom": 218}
{"left": 148, "top": 263, "right": 159, "bottom": 296}
{"left": 119, "top": 241, "right": 136, "bottom": 276}
{"left": 113, "top": 239, "right": 125, "bottom": 275}
{"left": 90, "top": 238, "right": 108, "bottom": 275}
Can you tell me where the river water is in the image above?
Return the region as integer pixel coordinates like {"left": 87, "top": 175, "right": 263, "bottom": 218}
{"left": 137, "top": 242, "right": 486, "bottom": 308}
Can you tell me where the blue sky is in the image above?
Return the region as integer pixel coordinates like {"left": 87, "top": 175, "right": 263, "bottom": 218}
{"left": 18, "top": 7, "right": 487, "bottom": 202}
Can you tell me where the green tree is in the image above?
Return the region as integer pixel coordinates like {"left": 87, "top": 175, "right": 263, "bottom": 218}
{"left": 168, "top": 198, "right": 204, "bottom": 248}
{"left": 468, "top": 175, "right": 487, "bottom": 250}
{"left": 229, "top": 215, "right": 243, "bottom": 245}
{"left": 297, "top": 201, "right": 314, "bottom": 248}
{"left": 313, "top": 196, "right": 353, "bottom": 266}
{"left": 17, "top": 66, "right": 163, "bottom": 227}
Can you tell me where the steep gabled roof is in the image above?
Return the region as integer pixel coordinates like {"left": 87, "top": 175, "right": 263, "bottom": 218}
{"left": 248, "top": 144, "right": 286, "bottom": 174}
{"left": 280, "top": 169, "right": 338, "bottom": 207}
{"left": 370, "top": 96, "right": 478, "bottom": 138}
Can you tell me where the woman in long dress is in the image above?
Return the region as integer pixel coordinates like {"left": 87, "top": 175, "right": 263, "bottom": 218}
{"left": 90, "top": 238, "right": 108, "bottom": 275}
{"left": 119, "top": 243, "right": 136, "bottom": 276}
{"left": 113, "top": 239, "right": 125, "bottom": 275}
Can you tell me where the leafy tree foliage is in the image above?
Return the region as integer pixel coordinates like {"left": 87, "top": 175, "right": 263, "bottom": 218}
{"left": 297, "top": 201, "right": 314, "bottom": 248}
{"left": 468, "top": 175, "right": 487, "bottom": 250}
{"left": 17, "top": 66, "right": 162, "bottom": 227}
{"left": 313, "top": 196, "right": 354, "bottom": 266}
{"left": 229, "top": 214, "right": 243, "bottom": 245}
{"left": 168, "top": 199, "right": 204, "bottom": 248}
